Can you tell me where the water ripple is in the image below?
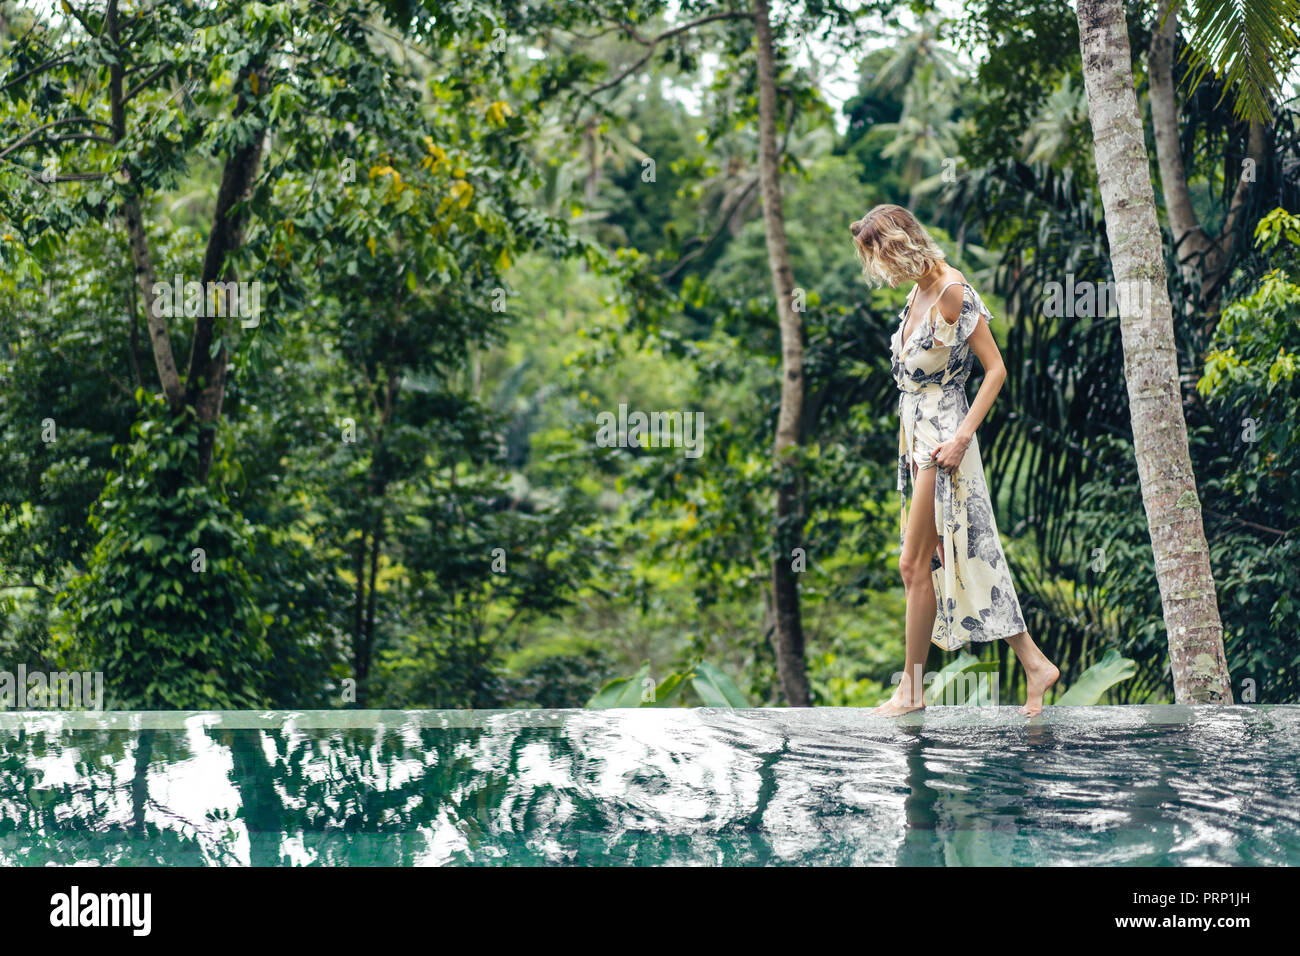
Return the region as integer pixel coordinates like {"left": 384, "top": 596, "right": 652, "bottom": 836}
{"left": 0, "top": 705, "right": 1296, "bottom": 865}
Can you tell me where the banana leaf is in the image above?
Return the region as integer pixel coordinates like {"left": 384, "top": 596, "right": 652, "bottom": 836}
{"left": 691, "top": 660, "right": 751, "bottom": 707}
{"left": 585, "top": 661, "right": 653, "bottom": 708}
{"left": 645, "top": 669, "right": 693, "bottom": 707}
{"left": 1056, "top": 648, "right": 1137, "bottom": 704}
{"left": 924, "top": 652, "right": 998, "bottom": 705}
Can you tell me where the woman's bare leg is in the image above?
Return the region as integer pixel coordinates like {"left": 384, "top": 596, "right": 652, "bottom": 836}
{"left": 1004, "top": 632, "right": 1060, "bottom": 716}
{"left": 875, "top": 463, "right": 941, "bottom": 716}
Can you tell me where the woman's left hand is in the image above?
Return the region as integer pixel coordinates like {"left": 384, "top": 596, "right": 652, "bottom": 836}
{"left": 932, "top": 433, "right": 971, "bottom": 473}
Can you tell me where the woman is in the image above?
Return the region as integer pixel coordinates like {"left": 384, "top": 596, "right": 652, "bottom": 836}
{"left": 850, "top": 204, "right": 1059, "bottom": 716}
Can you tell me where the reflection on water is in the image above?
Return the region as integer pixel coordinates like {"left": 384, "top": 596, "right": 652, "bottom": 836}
{"left": 1, "top": 706, "right": 1297, "bottom": 865}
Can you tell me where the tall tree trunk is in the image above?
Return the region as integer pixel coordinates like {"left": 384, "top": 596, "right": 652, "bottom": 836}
{"left": 1149, "top": 1, "right": 1213, "bottom": 281}
{"left": 351, "top": 371, "right": 399, "bottom": 706}
{"left": 107, "top": 0, "right": 266, "bottom": 479}
{"left": 1148, "top": 0, "right": 1265, "bottom": 312}
{"left": 754, "top": 0, "right": 810, "bottom": 707}
{"left": 187, "top": 64, "right": 268, "bottom": 483}
{"left": 107, "top": 0, "right": 184, "bottom": 409}
{"left": 352, "top": 527, "right": 369, "bottom": 705}
{"left": 121, "top": 194, "right": 184, "bottom": 406}
{"left": 584, "top": 117, "right": 600, "bottom": 204}
{"left": 1076, "top": 0, "right": 1232, "bottom": 703}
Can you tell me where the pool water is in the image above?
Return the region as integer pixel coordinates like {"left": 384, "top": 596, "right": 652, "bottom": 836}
{"left": 1, "top": 706, "right": 1297, "bottom": 865}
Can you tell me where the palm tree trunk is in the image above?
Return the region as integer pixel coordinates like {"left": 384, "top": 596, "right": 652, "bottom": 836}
{"left": 754, "top": 0, "right": 810, "bottom": 706}
{"left": 1075, "top": 0, "right": 1232, "bottom": 703}
{"left": 1148, "top": 0, "right": 1266, "bottom": 311}
{"left": 1148, "top": 1, "right": 1214, "bottom": 280}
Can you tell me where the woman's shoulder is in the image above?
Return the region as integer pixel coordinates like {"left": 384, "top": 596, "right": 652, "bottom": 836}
{"left": 935, "top": 269, "right": 968, "bottom": 324}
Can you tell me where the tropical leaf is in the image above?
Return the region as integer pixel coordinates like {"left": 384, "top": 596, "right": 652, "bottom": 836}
{"left": 691, "top": 660, "right": 751, "bottom": 707}
{"left": 925, "top": 652, "right": 998, "bottom": 705}
{"left": 585, "top": 660, "right": 751, "bottom": 708}
{"left": 644, "top": 669, "right": 693, "bottom": 707}
{"left": 1176, "top": 0, "right": 1300, "bottom": 122}
{"left": 585, "top": 661, "right": 652, "bottom": 708}
{"left": 1056, "top": 648, "right": 1137, "bottom": 704}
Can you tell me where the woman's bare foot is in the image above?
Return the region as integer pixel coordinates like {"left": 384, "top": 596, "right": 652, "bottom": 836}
{"left": 873, "top": 689, "right": 926, "bottom": 716}
{"left": 1021, "top": 661, "right": 1060, "bottom": 717}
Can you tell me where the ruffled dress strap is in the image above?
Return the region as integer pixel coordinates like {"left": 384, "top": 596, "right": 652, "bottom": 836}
{"left": 930, "top": 281, "right": 993, "bottom": 348}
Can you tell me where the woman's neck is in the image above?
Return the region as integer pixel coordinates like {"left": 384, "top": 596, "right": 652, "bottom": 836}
{"left": 915, "top": 263, "right": 947, "bottom": 294}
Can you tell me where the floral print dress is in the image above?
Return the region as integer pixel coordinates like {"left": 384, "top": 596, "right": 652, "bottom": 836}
{"left": 889, "top": 280, "right": 1027, "bottom": 650}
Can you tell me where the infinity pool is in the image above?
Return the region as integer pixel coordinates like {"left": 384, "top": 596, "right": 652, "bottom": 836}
{"left": 1, "top": 706, "right": 1296, "bottom": 865}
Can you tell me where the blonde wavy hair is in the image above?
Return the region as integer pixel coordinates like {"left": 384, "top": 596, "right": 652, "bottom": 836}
{"left": 850, "top": 204, "right": 946, "bottom": 288}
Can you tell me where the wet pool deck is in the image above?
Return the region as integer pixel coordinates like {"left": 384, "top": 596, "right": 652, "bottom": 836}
{"left": 1, "top": 704, "right": 1295, "bottom": 733}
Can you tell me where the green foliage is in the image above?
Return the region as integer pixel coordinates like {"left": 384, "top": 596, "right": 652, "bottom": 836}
{"left": 1175, "top": 0, "right": 1300, "bottom": 122}
{"left": 586, "top": 662, "right": 656, "bottom": 708}
{"left": 690, "top": 661, "right": 752, "bottom": 707}
{"left": 1056, "top": 648, "right": 1137, "bottom": 705}
{"left": 497, "top": 633, "right": 613, "bottom": 708}
{"left": 586, "top": 659, "right": 752, "bottom": 708}
{"left": 62, "top": 394, "right": 270, "bottom": 709}
{"left": 2, "top": 0, "right": 1298, "bottom": 713}
{"left": 1190, "top": 209, "right": 1300, "bottom": 700}
{"left": 1070, "top": 208, "right": 1300, "bottom": 703}
{"left": 925, "top": 652, "right": 999, "bottom": 705}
